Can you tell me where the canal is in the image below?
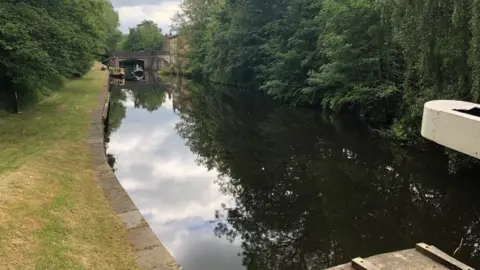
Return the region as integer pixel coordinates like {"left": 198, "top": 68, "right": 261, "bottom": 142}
{"left": 107, "top": 76, "right": 480, "bottom": 269}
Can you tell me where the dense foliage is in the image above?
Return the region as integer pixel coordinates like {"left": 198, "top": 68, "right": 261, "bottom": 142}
{"left": 0, "top": 0, "right": 121, "bottom": 110}
{"left": 176, "top": 0, "right": 480, "bottom": 142}
{"left": 122, "top": 20, "right": 165, "bottom": 53}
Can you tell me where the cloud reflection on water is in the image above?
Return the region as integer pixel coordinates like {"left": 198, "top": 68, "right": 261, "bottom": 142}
{"left": 108, "top": 94, "right": 244, "bottom": 270}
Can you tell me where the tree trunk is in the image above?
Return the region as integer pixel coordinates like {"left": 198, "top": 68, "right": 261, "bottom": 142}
{"left": 4, "top": 79, "right": 19, "bottom": 113}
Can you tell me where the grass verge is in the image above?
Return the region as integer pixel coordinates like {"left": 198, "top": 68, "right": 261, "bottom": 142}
{"left": 0, "top": 63, "right": 139, "bottom": 270}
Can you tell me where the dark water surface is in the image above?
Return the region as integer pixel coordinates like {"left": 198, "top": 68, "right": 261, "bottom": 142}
{"left": 107, "top": 77, "right": 480, "bottom": 270}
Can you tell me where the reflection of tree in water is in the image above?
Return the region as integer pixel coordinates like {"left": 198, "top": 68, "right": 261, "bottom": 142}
{"left": 109, "top": 85, "right": 168, "bottom": 117}
{"left": 176, "top": 81, "right": 480, "bottom": 269}
{"left": 106, "top": 85, "right": 167, "bottom": 171}
{"left": 108, "top": 88, "right": 127, "bottom": 133}
{"left": 105, "top": 87, "right": 128, "bottom": 171}
{"left": 106, "top": 153, "right": 117, "bottom": 171}
{"left": 130, "top": 87, "right": 167, "bottom": 112}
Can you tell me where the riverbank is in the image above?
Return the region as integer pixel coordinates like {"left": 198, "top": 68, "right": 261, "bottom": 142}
{"left": 0, "top": 63, "right": 139, "bottom": 269}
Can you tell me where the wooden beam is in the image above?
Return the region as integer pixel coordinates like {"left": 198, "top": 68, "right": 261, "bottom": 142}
{"left": 415, "top": 243, "right": 474, "bottom": 270}
{"left": 351, "top": 257, "right": 379, "bottom": 270}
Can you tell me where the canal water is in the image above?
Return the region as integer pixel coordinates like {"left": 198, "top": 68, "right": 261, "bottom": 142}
{"left": 107, "top": 77, "right": 480, "bottom": 269}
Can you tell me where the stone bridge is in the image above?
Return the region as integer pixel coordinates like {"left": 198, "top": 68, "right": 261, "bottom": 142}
{"left": 110, "top": 51, "right": 172, "bottom": 70}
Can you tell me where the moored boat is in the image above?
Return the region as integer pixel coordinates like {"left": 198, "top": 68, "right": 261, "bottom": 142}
{"left": 109, "top": 67, "right": 125, "bottom": 78}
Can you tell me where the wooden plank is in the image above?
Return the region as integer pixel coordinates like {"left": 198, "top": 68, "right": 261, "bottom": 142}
{"left": 351, "top": 257, "right": 379, "bottom": 270}
{"left": 415, "top": 243, "right": 474, "bottom": 270}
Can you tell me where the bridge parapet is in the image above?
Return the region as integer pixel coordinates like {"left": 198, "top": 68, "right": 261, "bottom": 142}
{"left": 112, "top": 51, "right": 169, "bottom": 59}
{"left": 110, "top": 51, "right": 173, "bottom": 69}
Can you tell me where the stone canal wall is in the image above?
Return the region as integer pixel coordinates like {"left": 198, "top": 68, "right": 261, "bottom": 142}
{"left": 88, "top": 74, "right": 181, "bottom": 270}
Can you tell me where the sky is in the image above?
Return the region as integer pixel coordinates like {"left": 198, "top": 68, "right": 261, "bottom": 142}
{"left": 108, "top": 91, "right": 244, "bottom": 270}
{"left": 110, "top": 0, "right": 182, "bottom": 34}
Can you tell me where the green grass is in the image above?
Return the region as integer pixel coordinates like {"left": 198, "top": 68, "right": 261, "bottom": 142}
{"left": 0, "top": 63, "right": 139, "bottom": 270}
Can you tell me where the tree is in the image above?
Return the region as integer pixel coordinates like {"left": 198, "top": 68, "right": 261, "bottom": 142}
{"left": 307, "top": 0, "right": 403, "bottom": 125}
{"left": 122, "top": 20, "right": 165, "bottom": 53}
{"left": 172, "top": 0, "right": 226, "bottom": 77}
{"left": 175, "top": 0, "right": 480, "bottom": 170}
{"left": 101, "top": 0, "right": 123, "bottom": 53}
{"left": 0, "top": 0, "right": 121, "bottom": 110}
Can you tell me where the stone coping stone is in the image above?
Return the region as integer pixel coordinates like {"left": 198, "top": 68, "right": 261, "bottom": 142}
{"left": 88, "top": 75, "right": 181, "bottom": 270}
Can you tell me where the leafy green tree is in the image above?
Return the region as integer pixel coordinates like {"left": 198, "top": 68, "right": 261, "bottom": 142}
{"left": 176, "top": 0, "right": 404, "bottom": 113}
{"left": 381, "top": 0, "right": 479, "bottom": 134}
{"left": 101, "top": 0, "right": 123, "bottom": 53}
{"left": 175, "top": 0, "right": 480, "bottom": 169}
{"left": 0, "top": 0, "right": 121, "bottom": 110}
{"left": 122, "top": 20, "right": 165, "bottom": 53}
{"left": 307, "top": 0, "right": 404, "bottom": 125}
{"left": 258, "top": 0, "right": 323, "bottom": 103}
{"left": 172, "top": 0, "right": 224, "bottom": 76}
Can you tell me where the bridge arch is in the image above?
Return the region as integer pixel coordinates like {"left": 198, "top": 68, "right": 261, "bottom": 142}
{"left": 109, "top": 52, "right": 171, "bottom": 70}
{"left": 118, "top": 59, "right": 145, "bottom": 68}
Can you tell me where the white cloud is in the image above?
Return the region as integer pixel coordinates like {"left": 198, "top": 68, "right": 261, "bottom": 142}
{"left": 115, "top": 2, "right": 182, "bottom": 33}
{"left": 152, "top": 219, "right": 244, "bottom": 270}
{"left": 109, "top": 96, "right": 178, "bottom": 154}
{"left": 107, "top": 92, "right": 244, "bottom": 269}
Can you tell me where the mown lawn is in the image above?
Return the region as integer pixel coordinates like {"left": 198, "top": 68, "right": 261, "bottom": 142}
{"left": 0, "top": 63, "right": 139, "bottom": 270}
